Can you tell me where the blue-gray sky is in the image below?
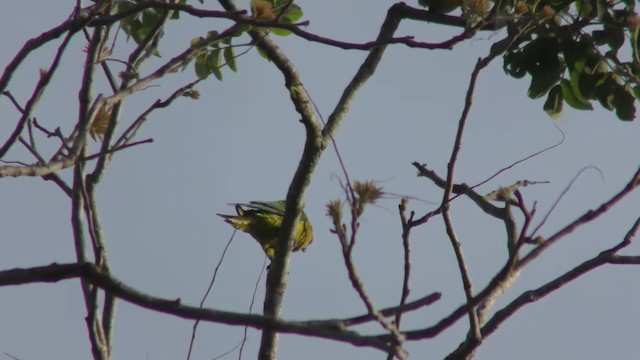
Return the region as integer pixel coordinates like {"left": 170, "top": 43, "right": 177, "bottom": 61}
{"left": 1, "top": 1, "right": 639, "bottom": 359}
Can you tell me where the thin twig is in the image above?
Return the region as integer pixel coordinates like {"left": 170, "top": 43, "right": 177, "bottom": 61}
{"left": 386, "top": 199, "right": 414, "bottom": 360}
{"left": 529, "top": 166, "right": 604, "bottom": 238}
{"left": 239, "top": 257, "right": 268, "bottom": 360}
{"left": 521, "top": 166, "right": 640, "bottom": 268}
{"left": 186, "top": 230, "right": 237, "bottom": 360}
{"left": 330, "top": 198, "right": 407, "bottom": 358}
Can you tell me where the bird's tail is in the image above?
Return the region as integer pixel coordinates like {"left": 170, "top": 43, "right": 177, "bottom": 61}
{"left": 217, "top": 213, "right": 250, "bottom": 231}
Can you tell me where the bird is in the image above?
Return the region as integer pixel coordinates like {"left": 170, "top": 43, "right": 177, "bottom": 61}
{"left": 218, "top": 201, "right": 314, "bottom": 260}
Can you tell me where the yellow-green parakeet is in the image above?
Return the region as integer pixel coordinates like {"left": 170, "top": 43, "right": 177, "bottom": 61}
{"left": 218, "top": 201, "right": 314, "bottom": 260}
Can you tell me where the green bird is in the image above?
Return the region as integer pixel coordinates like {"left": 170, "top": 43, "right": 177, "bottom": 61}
{"left": 218, "top": 201, "right": 314, "bottom": 260}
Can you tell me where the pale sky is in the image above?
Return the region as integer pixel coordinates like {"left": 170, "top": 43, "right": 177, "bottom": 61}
{"left": 1, "top": 1, "right": 639, "bottom": 359}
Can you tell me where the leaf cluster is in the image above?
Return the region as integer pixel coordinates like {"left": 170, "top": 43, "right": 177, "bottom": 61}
{"left": 501, "top": 0, "right": 639, "bottom": 120}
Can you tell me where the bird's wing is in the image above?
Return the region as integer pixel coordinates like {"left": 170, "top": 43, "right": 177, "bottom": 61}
{"left": 241, "top": 200, "right": 287, "bottom": 216}
{"left": 232, "top": 200, "right": 308, "bottom": 220}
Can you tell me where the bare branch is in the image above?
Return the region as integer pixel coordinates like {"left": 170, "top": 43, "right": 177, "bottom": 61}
{"left": 521, "top": 166, "right": 640, "bottom": 268}
{"left": 337, "top": 292, "right": 441, "bottom": 327}
{"left": 0, "top": 10, "right": 90, "bottom": 95}
{"left": 446, "top": 215, "right": 640, "bottom": 359}
{"left": 73, "top": 22, "right": 111, "bottom": 360}
{"left": 440, "top": 53, "right": 499, "bottom": 345}
{"left": 0, "top": 28, "right": 75, "bottom": 158}
{"left": 387, "top": 199, "right": 414, "bottom": 360}
{"left": 0, "top": 262, "right": 396, "bottom": 353}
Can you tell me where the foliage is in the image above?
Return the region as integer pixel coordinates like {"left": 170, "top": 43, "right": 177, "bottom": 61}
{"left": 419, "top": 0, "right": 639, "bottom": 120}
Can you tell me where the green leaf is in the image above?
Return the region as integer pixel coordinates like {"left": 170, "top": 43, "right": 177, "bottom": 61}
{"left": 206, "top": 31, "right": 220, "bottom": 45}
{"left": 268, "top": 2, "right": 303, "bottom": 36}
{"left": 256, "top": 46, "right": 271, "bottom": 61}
{"left": 596, "top": 76, "right": 617, "bottom": 110}
{"left": 544, "top": 85, "right": 563, "bottom": 119}
{"left": 528, "top": 71, "right": 560, "bottom": 99}
{"left": 190, "top": 36, "right": 206, "bottom": 49}
{"left": 568, "top": 69, "right": 591, "bottom": 103}
{"left": 527, "top": 37, "right": 561, "bottom": 77}
{"left": 577, "top": 71, "right": 603, "bottom": 100}
{"left": 282, "top": 3, "right": 303, "bottom": 23}
{"left": 595, "top": 0, "right": 608, "bottom": 21}
{"left": 141, "top": 9, "right": 159, "bottom": 27}
{"left": 575, "top": 0, "right": 593, "bottom": 17}
{"left": 119, "top": 8, "right": 162, "bottom": 57}
{"left": 194, "top": 53, "right": 210, "bottom": 79}
{"left": 560, "top": 78, "right": 592, "bottom": 110}
{"left": 271, "top": 27, "right": 293, "bottom": 36}
{"left": 562, "top": 38, "right": 591, "bottom": 72}
{"left": 223, "top": 47, "right": 238, "bottom": 72}
{"left": 208, "top": 49, "right": 223, "bottom": 81}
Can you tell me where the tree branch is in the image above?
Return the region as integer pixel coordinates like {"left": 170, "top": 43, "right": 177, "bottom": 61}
{"left": 0, "top": 262, "right": 399, "bottom": 353}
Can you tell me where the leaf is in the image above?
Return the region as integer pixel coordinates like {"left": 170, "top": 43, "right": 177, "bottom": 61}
{"left": 194, "top": 53, "right": 210, "bottom": 79}
{"left": 613, "top": 86, "right": 636, "bottom": 120}
{"left": 528, "top": 71, "right": 560, "bottom": 99}
{"left": 141, "top": 8, "right": 161, "bottom": 29}
{"left": 576, "top": 71, "right": 599, "bottom": 99}
{"left": 568, "top": 69, "right": 591, "bottom": 105}
{"left": 281, "top": 3, "right": 303, "bottom": 23}
{"left": 223, "top": 47, "right": 238, "bottom": 72}
{"left": 119, "top": 8, "right": 163, "bottom": 57}
{"left": 527, "top": 37, "right": 561, "bottom": 77}
{"left": 208, "top": 49, "right": 223, "bottom": 81}
{"left": 503, "top": 51, "right": 528, "bottom": 78}
{"left": 560, "top": 78, "right": 592, "bottom": 110}
{"left": 595, "top": 0, "right": 608, "bottom": 21}
{"left": 595, "top": 75, "right": 618, "bottom": 111}
{"left": 592, "top": 25, "right": 625, "bottom": 54}
{"left": 190, "top": 36, "right": 205, "bottom": 49}
{"left": 575, "top": 0, "right": 593, "bottom": 17}
{"left": 271, "top": 4, "right": 303, "bottom": 37}
{"left": 544, "top": 85, "right": 563, "bottom": 119}
{"left": 206, "top": 30, "right": 220, "bottom": 45}
{"left": 562, "top": 38, "right": 591, "bottom": 72}
{"left": 256, "top": 46, "right": 271, "bottom": 61}
{"left": 271, "top": 27, "right": 293, "bottom": 36}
